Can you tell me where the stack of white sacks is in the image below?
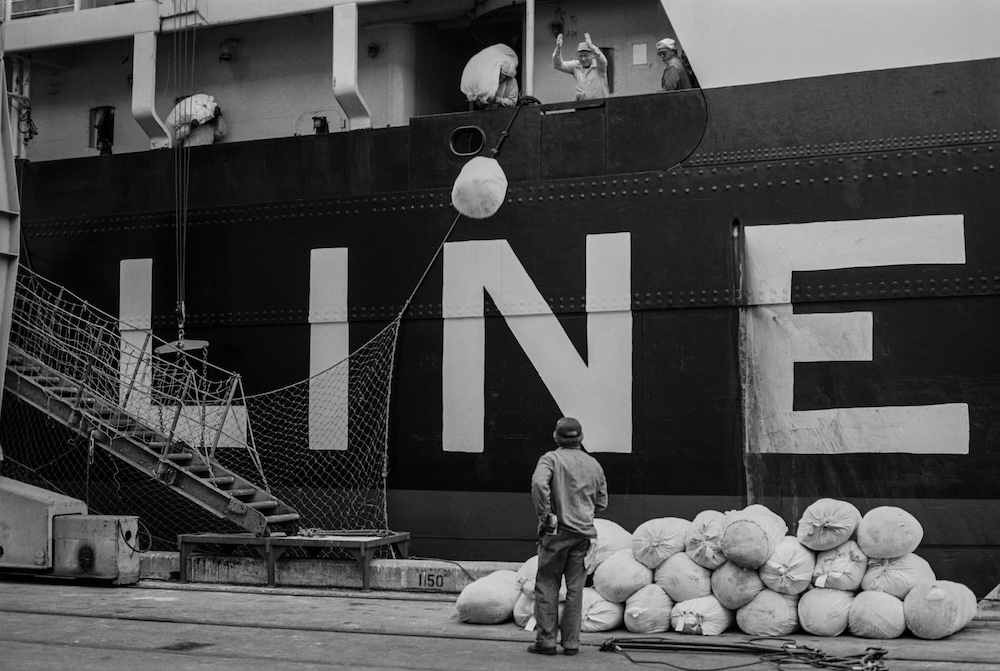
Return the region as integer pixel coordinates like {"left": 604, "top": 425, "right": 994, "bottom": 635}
{"left": 455, "top": 500, "right": 977, "bottom": 640}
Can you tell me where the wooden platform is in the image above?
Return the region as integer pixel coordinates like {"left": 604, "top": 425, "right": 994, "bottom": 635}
{"left": 178, "top": 530, "right": 410, "bottom": 589}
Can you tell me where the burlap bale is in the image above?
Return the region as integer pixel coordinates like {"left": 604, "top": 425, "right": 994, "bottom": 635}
{"left": 798, "top": 588, "right": 855, "bottom": 637}
{"left": 796, "top": 498, "right": 862, "bottom": 551}
{"left": 632, "top": 517, "right": 692, "bottom": 569}
{"left": 903, "top": 580, "right": 978, "bottom": 640}
{"left": 581, "top": 587, "right": 625, "bottom": 632}
{"left": 736, "top": 589, "right": 800, "bottom": 636}
{"left": 848, "top": 590, "right": 906, "bottom": 639}
{"left": 593, "top": 548, "right": 653, "bottom": 603}
{"left": 856, "top": 506, "right": 923, "bottom": 559}
{"left": 586, "top": 518, "right": 634, "bottom": 575}
{"left": 624, "top": 584, "right": 675, "bottom": 634}
{"left": 455, "top": 569, "right": 520, "bottom": 624}
{"left": 685, "top": 510, "right": 728, "bottom": 570}
{"left": 654, "top": 551, "right": 713, "bottom": 603}
{"left": 813, "top": 540, "right": 868, "bottom": 591}
{"left": 720, "top": 504, "right": 787, "bottom": 569}
{"left": 670, "top": 595, "right": 734, "bottom": 636}
{"left": 861, "top": 553, "right": 936, "bottom": 599}
{"left": 711, "top": 559, "right": 766, "bottom": 610}
{"left": 451, "top": 156, "right": 508, "bottom": 219}
{"left": 759, "top": 536, "right": 816, "bottom": 596}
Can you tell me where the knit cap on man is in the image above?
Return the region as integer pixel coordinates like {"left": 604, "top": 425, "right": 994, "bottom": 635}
{"left": 554, "top": 417, "right": 584, "bottom": 446}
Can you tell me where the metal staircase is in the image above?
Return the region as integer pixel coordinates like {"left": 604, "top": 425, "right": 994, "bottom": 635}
{"left": 3, "top": 269, "right": 300, "bottom": 537}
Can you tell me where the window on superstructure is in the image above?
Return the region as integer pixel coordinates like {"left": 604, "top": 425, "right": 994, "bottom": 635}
{"left": 89, "top": 106, "right": 115, "bottom": 156}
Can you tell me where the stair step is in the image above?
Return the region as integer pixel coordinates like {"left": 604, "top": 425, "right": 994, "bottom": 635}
{"left": 229, "top": 488, "right": 256, "bottom": 497}
{"left": 187, "top": 463, "right": 211, "bottom": 473}
{"left": 163, "top": 452, "right": 193, "bottom": 463}
{"left": 33, "top": 375, "right": 62, "bottom": 384}
{"left": 50, "top": 386, "right": 81, "bottom": 396}
{"left": 204, "top": 476, "right": 235, "bottom": 486}
{"left": 265, "top": 513, "right": 300, "bottom": 525}
{"left": 246, "top": 500, "right": 278, "bottom": 511}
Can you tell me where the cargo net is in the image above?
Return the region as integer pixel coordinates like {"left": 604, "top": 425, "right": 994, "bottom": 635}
{"left": 0, "top": 266, "right": 398, "bottom": 549}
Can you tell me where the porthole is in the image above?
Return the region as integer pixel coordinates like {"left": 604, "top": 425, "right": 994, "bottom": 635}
{"left": 450, "top": 125, "right": 486, "bottom": 157}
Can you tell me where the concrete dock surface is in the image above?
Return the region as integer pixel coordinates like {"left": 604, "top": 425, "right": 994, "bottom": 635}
{"left": 2, "top": 577, "right": 999, "bottom": 671}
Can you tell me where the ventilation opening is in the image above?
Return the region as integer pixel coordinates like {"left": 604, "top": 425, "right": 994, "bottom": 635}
{"left": 89, "top": 106, "right": 115, "bottom": 155}
{"left": 449, "top": 125, "right": 486, "bottom": 157}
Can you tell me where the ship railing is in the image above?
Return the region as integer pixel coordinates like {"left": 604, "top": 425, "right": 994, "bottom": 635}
{"left": 5, "top": 0, "right": 132, "bottom": 21}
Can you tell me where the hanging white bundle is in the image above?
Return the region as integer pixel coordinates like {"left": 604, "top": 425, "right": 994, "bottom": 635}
{"left": 593, "top": 548, "right": 653, "bottom": 603}
{"left": 632, "top": 517, "right": 692, "bottom": 569}
{"left": 813, "top": 540, "right": 868, "bottom": 591}
{"left": 796, "top": 498, "right": 862, "bottom": 551}
{"left": 903, "top": 580, "right": 978, "bottom": 640}
{"left": 460, "top": 44, "right": 518, "bottom": 105}
{"left": 848, "top": 590, "right": 906, "bottom": 639}
{"left": 797, "top": 588, "right": 855, "bottom": 637}
{"left": 720, "top": 504, "right": 787, "bottom": 569}
{"left": 736, "top": 589, "right": 800, "bottom": 636}
{"left": 685, "top": 510, "right": 728, "bottom": 570}
{"left": 455, "top": 569, "right": 520, "bottom": 624}
{"left": 670, "top": 595, "right": 734, "bottom": 636}
{"left": 585, "top": 518, "right": 635, "bottom": 575}
{"left": 581, "top": 587, "right": 626, "bottom": 632}
{"left": 516, "top": 555, "right": 566, "bottom": 599}
{"left": 165, "top": 94, "right": 222, "bottom": 143}
{"left": 861, "top": 553, "right": 936, "bottom": 599}
{"left": 653, "top": 551, "right": 713, "bottom": 603}
{"left": 856, "top": 506, "right": 923, "bottom": 558}
{"left": 710, "top": 559, "right": 766, "bottom": 610}
{"left": 624, "top": 584, "right": 675, "bottom": 634}
{"left": 759, "top": 536, "right": 816, "bottom": 596}
{"left": 451, "top": 156, "right": 509, "bottom": 219}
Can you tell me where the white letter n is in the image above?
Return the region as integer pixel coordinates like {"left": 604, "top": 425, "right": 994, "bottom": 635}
{"left": 442, "top": 233, "right": 632, "bottom": 453}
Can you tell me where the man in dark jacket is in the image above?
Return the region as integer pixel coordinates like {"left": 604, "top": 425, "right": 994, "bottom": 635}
{"left": 657, "top": 38, "right": 693, "bottom": 92}
{"left": 528, "top": 417, "right": 608, "bottom": 656}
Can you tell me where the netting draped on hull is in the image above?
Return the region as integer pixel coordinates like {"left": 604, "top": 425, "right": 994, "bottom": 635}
{"left": 0, "top": 266, "right": 399, "bottom": 549}
{"left": 245, "top": 318, "right": 399, "bottom": 533}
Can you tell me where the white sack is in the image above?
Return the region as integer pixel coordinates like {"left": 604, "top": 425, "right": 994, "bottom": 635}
{"left": 455, "top": 569, "right": 520, "bottom": 624}
{"left": 632, "top": 517, "right": 692, "bottom": 569}
{"left": 813, "top": 540, "right": 868, "bottom": 591}
{"left": 903, "top": 580, "right": 977, "bottom": 640}
{"left": 685, "top": 510, "right": 728, "bottom": 570}
{"left": 593, "top": 548, "right": 653, "bottom": 603}
{"left": 861, "top": 553, "right": 936, "bottom": 599}
{"left": 513, "top": 592, "right": 564, "bottom": 629}
{"left": 624, "top": 584, "right": 675, "bottom": 634}
{"left": 586, "top": 518, "right": 634, "bottom": 575}
{"left": 460, "top": 44, "right": 518, "bottom": 105}
{"left": 797, "top": 588, "right": 854, "bottom": 637}
{"left": 581, "top": 586, "right": 625, "bottom": 632}
{"left": 711, "top": 559, "right": 766, "bottom": 610}
{"left": 856, "top": 506, "right": 923, "bottom": 558}
{"left": 166, "top": 94, "right": 221, "bottom": 142}
{"left": 516, "top": 555, "right": 566, "bottom": 599}
{"left": 653, "top": 551, "right": 713, "bottom": 603}
{"left": 720, "top": 504, "right": 787, "bottom": 569}
{"left": 670, "top": 595, "right": 733, "bottom": 636}
{"left": 848, "top": 590, "right": 906, "bottom": 639}
{"left": 796, "top": 498, "right": 862, "bottom": 551}
{"left": 759, "top": 536, "right": 816, "bottom": 596}
{"left": 736, "top": 589, "right": 800, "bottom": 636}
{"left": 451, "top": 156, "right": 508, "bottom": 219}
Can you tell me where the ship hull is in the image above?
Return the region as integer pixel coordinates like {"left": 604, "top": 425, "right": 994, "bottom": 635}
{"left": 13, "top": 58, "right": 1000, "bottom": 595}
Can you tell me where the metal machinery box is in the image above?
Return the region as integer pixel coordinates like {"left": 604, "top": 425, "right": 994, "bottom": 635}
{"left": 0, "top": 476, "right": 88, "bottom": 569}
{"left": 52, "top": 515, "right": 140, "bottom": 584}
